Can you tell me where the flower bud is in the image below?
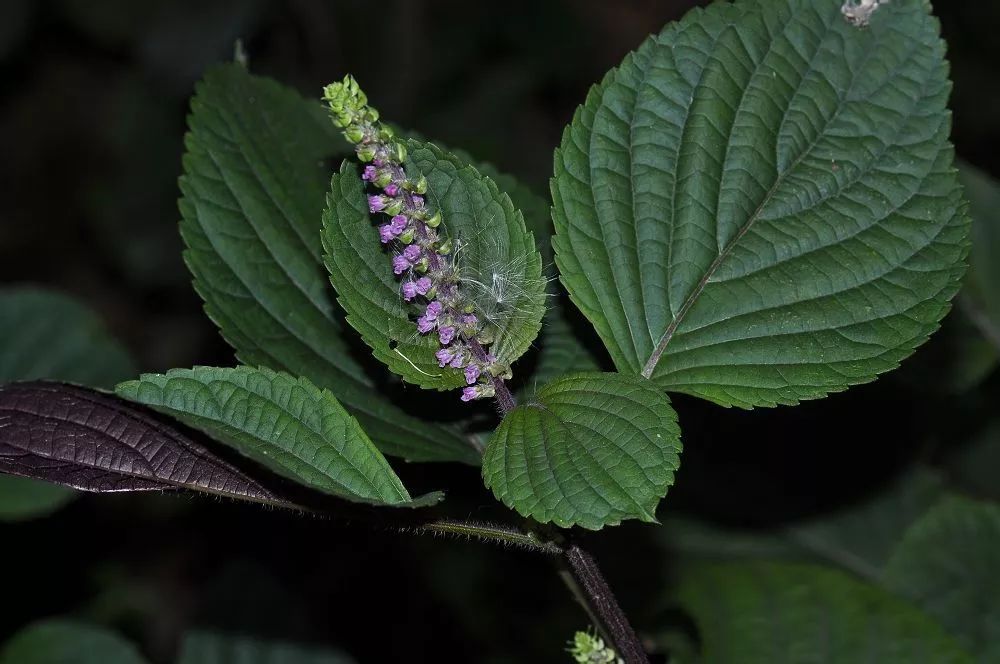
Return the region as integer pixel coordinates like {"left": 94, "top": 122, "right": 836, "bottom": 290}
{"left": 436, "top": 238, "right": 453, "bottom": 255}
{"left": 378, "top": 126, "right": 395, "bottom": 141}
{"left": 424, "top": 210, "right": 442, "bottom": 228}
{"left": 384, "top": 198, "right": 404, "bottom": 216}
{"left": 414, "top": 257, "right": 430, "bottom": 273}
{"left": 394, "top": 142, "right": 407, "bottom": 163}
{"left": 412, "top": 175, "right": 428, "bottom": 195}
{"left": 357, "top": 146, "right": 376, "bottom": 162}
{"left": 344, "top": 126, "right": 365, "bottom": 144}
{"left": 398, "top": 228, "right": 415, "bottom": 245}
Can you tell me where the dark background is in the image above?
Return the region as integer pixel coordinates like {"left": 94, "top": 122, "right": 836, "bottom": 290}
{"left": 1, "top": 1, "right": 998, "bottom": 662}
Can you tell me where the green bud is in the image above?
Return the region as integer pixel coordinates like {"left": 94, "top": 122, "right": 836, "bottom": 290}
{"left": 378, "top": 126, "right": 395, "bottom": 141}
{"left": 394, "top": 142, "right": 407, "bottom": 163}
{"left": 462, "top": 301, "right": 475, "bottom": 314}
{"left": 344, "top": 126, "right": 365, "bottom": 144}
{"left": 412, "top": 175, "right": 428, "bottom": 195}
{"left": 365, "top": 108, "right": 379, "bottom": 122}
{"left": 424, "top": 210, "right": 442, "bottom": 228}
{"left": 415, "top": 258, "right": 430, "bottom": 273}
{"left": 436, "top": 238, "right": 453, "bottom": 255}
{"left": 374, "top": 170, "right": 393, "bottom": 188}
{"left": 357, "top": 146, "right": 376, "bottom": 162}
{"left": 425, "top": 286, "right": 437, "bottom": 300}
{"left": 398, "top": 229, "right": 415, "bottom": 245}
{"left": 385, "top": 198, "right": 404, "bottom": 216}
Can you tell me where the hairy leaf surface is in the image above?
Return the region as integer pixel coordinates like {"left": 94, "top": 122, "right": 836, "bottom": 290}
{"left": 117, "top": 366, "right": 438, "bottom": 506}
{"left": 676, "top": 561, "right": 972, "bottom": 663}
{"left": 322, "top": 142, "right": 545, "bottom": 389}
{"left": 483, "top": 372, "right": 681, "bottom": 529}
{"left": 180, "top": 63, "right": 475, "bottom": 464}
{"left": 552, "top": 0, "right": 968, "bottom": 407}
{"left": 884, "top": 496, "right": 1000, "bottom": 662}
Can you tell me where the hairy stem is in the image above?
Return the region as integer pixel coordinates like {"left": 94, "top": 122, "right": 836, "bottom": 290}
{"left": 562, "top": 544, "right": 650, "bottom": 664}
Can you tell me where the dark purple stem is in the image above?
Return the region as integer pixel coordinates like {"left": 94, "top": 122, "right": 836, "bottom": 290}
{"left": 563, "top": 544, "right": 650, "bottom": 664}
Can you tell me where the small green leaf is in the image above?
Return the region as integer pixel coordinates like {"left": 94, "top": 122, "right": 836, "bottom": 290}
{"left": 0, "top": 621, "right": 147, "bottom": 664}
{"left": 116, "top": 366, "right": 436, "bottom": 507}
{"left": 180, "top": 63, "right": 476, "bottom": 465}
{"left": 178, "top": 631, "right": 355, "bottom": 664}
{"left": 884, "top": 496, "right": 1000, "bottom": 662}
{"left": 322, "top": 142, "right": 545, "bottom": 390}
{"left": 552, "top": 0, "right": 968, "bottom": 408}
{"left": 483, "top": 372, "right": 681, "bottom": 529}
{"left": 676, "top": 561, "right": 973, "bottom": 663}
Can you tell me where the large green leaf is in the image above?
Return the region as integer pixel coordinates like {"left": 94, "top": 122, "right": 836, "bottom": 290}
{"left": 0, "top": 621, "right": 147, "bottom": 664}
{"left": 0, "top": 287, "right": 135, "bottom": 521}
{"left": 551, "top": 0, "right": 968, "bottom": 408}
{"left": 675, "top": 561, "right": 972, "bottom": 663}
{"left": 884, "top": 496, "right": 1000, "bottom": 662}
{"left": 178, "top": 631, "right": 354, "bottom": 664}
{"left": 483, "top": 372, "right": 681, "bottom": 529}
{"left": 116, "top": 366, "right": 437, "bottom": 507}
{"left": 179, "top": 63, "right": 476, "bottom": 465}
{"left": 322, "top": 142, "right": 545, "bottom": 389}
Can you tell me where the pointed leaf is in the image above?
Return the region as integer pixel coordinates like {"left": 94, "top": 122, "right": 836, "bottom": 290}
{"left": 552, "top": 0, "right": 968, "bottom": 407}
{"left": 180, "top": 63, "right": 475, "bottom": 464}
{"left": 0, "top": 382, "right": 296, "bottom": 506}
{"left": 179, "top": 631, "right": 355, "bottom": 664}
{"left": 322, "top": 142, "right": 545, "bottom": 389}
{"left": 116, "top": 366, "right": 438, "bottom": 507}
{"left": 0, "top": 621, "right": 147, "bottom": 664}
{"left": 483, "top": 372, "right": 681, "bottom": 529}
{"left": 884, "top": 496, "right": 1000, "bottom": 662}
{"left": 676, "top": 562, "right": 973, "bottom": 663}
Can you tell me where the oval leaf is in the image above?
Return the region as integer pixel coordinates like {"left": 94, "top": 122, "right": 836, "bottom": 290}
{"left": 322, "top": 141, "right": 545, "bottom": 389}
{"left": 0, "top": 382, "right": 295, "bottom": 506}
{"left": 675, "top": 561, "right": 972, "bottom": 663}
{"left": 483, "top": 372, "right": 681, "bottom": 529}
{"left": 180, "top": 63, "right": 475, "bottom": 464}
{"left": 551, "top": 0, "right": 969, "bottom": 408}
{"left": 884, "top": 496, "right": 1000, "bottom": 661}
{"left": 116, "top": 366, "right": 437, "bottom": 507}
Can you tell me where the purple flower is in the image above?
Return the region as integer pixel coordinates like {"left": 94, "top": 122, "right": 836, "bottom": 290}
{"left": 389, "top": 215, "right": 408, "bottom": 234}
{"left": 425, "top": 300, "right": 443, "bottom": 319}
{"left": 373, "top": 158, "right": 385, "bottom": 167}
{"left": 439, "top": 326, "right": 456, "bottom": 345}
{"left": 464, "top": 364, "right": 481, "bottom": 385}
{"left": 368, "top": 195, "right": 386, "bottom": 212}
{"left": 417, "top": 315, "right": 435, "bottom": 334}
{"left": 461, "top": 386, "right": 478, "bottom": 402}
{"left": 415, "top": 277, "right": 432, "bottom": 296}
{"left": 402, "top": 244, "right": 421, "bottom": 262}
{"left": 460, "top": 313, "right": 478, "bottom": 327}
{"left": 384, "top": 183, "right": 400, "bottom": 197}
{"left": 362, "top": 165, "right": 377, "bottom": 181}
{"left": 435, "top": 348, "right": 454, "bottom": 367}
{"left": 392, "top": 255, "right": 410, "bottom": 275}
{"left": 401, "top": 281, "right": 418, "bottom": 301}
{"left": 411, "top": 195, "right": 425, "bottom": 209}
{"left": 379, "top": 225, "right": 395, "bottom": 244}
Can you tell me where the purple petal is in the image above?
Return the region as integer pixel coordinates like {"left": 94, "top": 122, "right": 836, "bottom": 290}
{"left": 425, "top": 300, "right": 443, "bottom": 318}
{"left": 403, "top": 245, "right": 421, "bottom": 262}
{"left": 460, "top": 313, "right": 478, "bottom": 327}
{"left": 384, "top": 183, "right": 399, "bottom": 197}
{"left": 460, "top": 387, "right": 478, "bottom": 402}
{"left": 411, "top": 195, "right": 425, "bottom": 209}
{"left": 392, "top": 255, "right": 410, "bottom": 275}
{"left": 390, "top": 214, "right": 408, "bottom": 233}
{"left": 438, "top": 326, "right": 456, "bottom": 345}
{"left": 362, "top": 165, "right": 377, "bottom": 181}
{"left": 464, "top": 365, "right": 481, "bottom": 385}
{"left": 401, "top": 282, "right": 418, "bottom": 301}
{"left": 368, "top": 195, "right": 386, "bottom": 212}
{"left": 435, "top": 348, "right": 454, "bottom": 367}
{"left": 415, "top": 277, "right": 433, "bottom": 295}
{"left": 417, "top": 316, "right": 435, "bottom": 334}
{"left": 379, "top": 225, "right": 395, "bottom": 244}
{"left": 449, "top": 354, "right": 466, "bottom": 369}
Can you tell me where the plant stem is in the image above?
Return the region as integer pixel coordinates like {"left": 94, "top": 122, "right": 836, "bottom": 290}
{"left": 561, "top": 543, "right": 650, "bottom": 664}
{"left": 468, "top": 338, "right": 517, "bottom": 414}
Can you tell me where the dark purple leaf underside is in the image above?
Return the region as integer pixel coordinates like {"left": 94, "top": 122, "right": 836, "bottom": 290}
{"left": 0, "top": 381, "right": 296, "bottom": 508}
